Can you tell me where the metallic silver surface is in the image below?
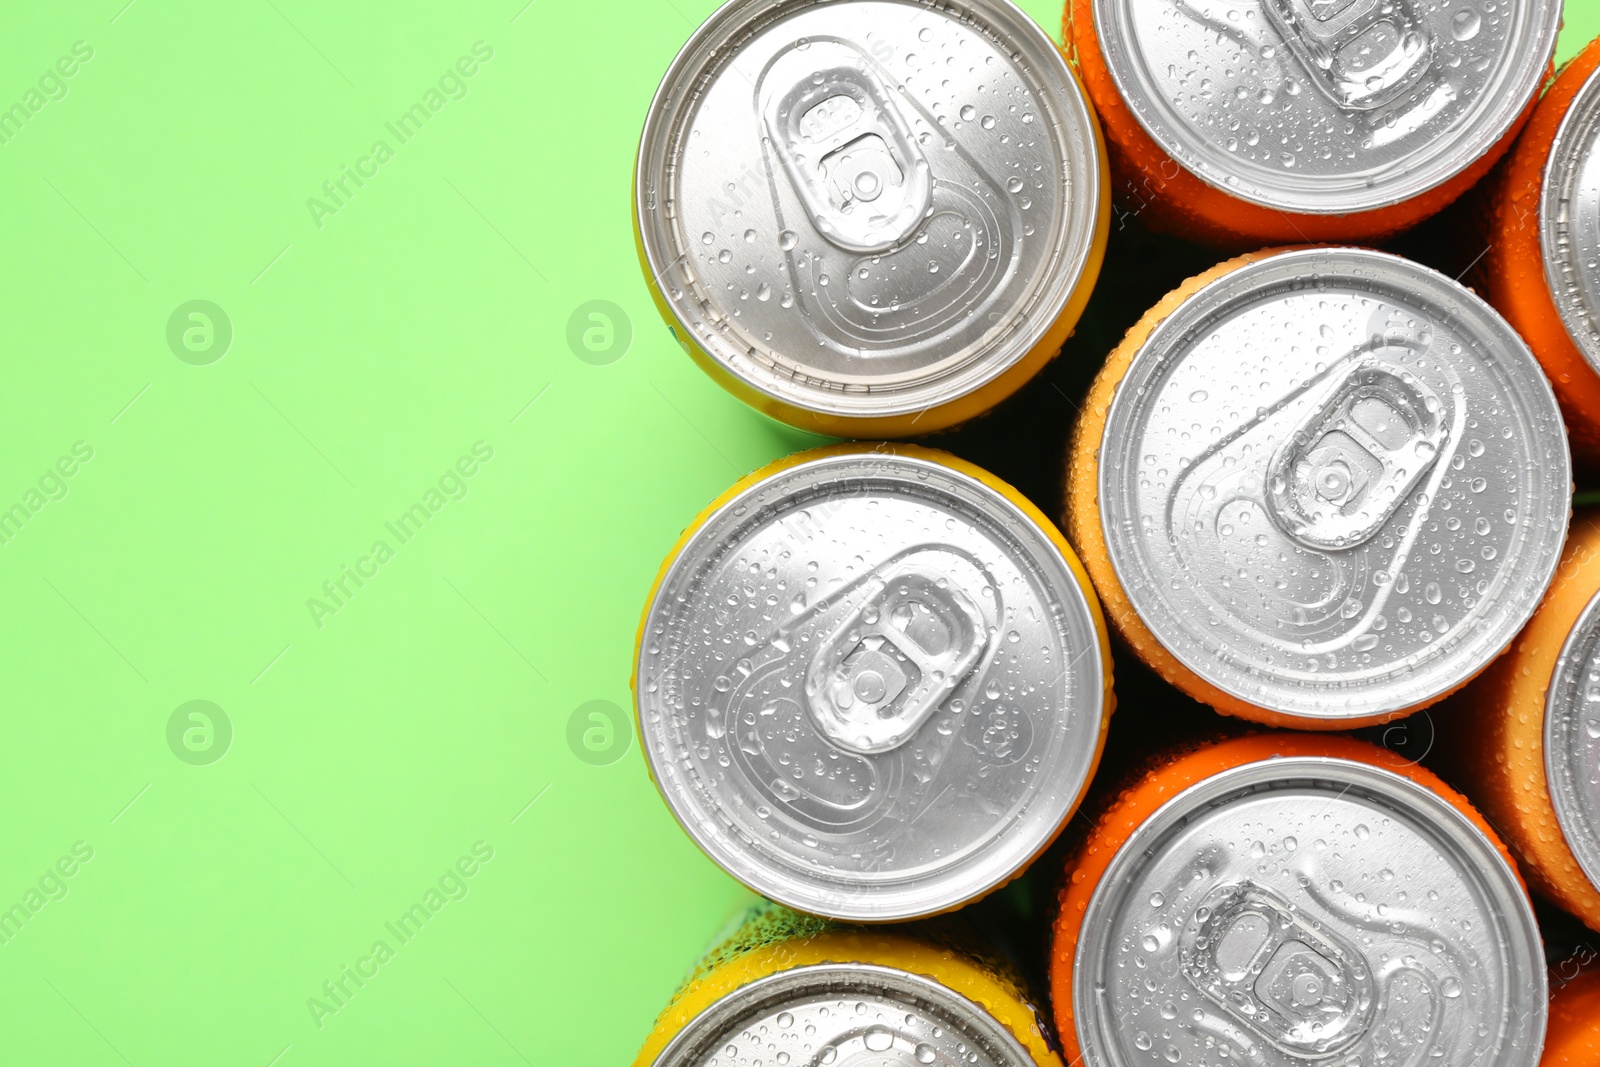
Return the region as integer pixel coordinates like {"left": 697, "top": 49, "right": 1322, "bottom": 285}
{"left": 1545, "top": 588, "right": 1600, "bottom": 893}
{"left": 1542, "top": 59, "right": 1600, "bottom": 374}
{"left": 1073, "top": 757, "right": 1546, "bottom": 1067}
{"left": 652, "top": 963, "right": 1032, "bottom": 1067}
{"left": 1098, "top": 247, "right": 1569, "bottom": 720}
{"left": 1092, "top": 0, "right": 1560, "bottom": 213}
{"left": 636, "top": 451, "right": 1106, "bottom": 920}
{"left": 636, "top": 0, "right": 1103, "bottom": 423}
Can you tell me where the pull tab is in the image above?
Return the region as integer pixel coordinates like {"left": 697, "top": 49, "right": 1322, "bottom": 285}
{"left": 1266, "top": 351, "right": 1446, "bottom": 551}
{"left": 760, "top": 41, "right": 932, "bottom": 253}
{"left": 1181, "top": 882, "right": 1376, "bottom": 1058}
{"left": 1263, "top": 0, "right": 1433, "bottom": 111}
{"left": 805, "top": 564, "right": 987, "bottom": 755}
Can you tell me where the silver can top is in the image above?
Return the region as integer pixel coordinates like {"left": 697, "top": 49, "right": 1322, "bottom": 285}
{"left": 636, "top": 449, "right": 1106, "bottom": 920}
{"left": 652, "top": 963, "right": 1033, "bottom": 1067}
{"left": 1546, "top": 587, "right": 1600, "bottom": 893}
{"left": 1098, "top": 247, "right": 1569, "bottom": 720}
{"left": 1091, "top": 0, "right": 1560, "bottom": 214}
{"left": 1542, "top": 59, "right": 1600, "bottom": 373}
{"left": 1073, "top": 756, "right": 1547, "bottom": 1067}
{"left": 636, "top": 0, "right": 1103, "bottom": 426}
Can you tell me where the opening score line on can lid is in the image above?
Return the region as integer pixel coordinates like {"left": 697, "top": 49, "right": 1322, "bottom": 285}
{"left": 633, "top": 444, "right": 1111, "bottom": 922}
{"left": 635, "top": 0, "right": 1110, "bottom": 437}
{"left": 1066, "top": 245, "right": 1571, "bottom": 727}
{"left": 1050, "top": 735, "right": 1547, "bottom": 1067}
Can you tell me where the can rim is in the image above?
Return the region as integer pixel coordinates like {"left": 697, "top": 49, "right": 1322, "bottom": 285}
{"left": 634, "top": 0, "right": 1104, "bottom": 420}
{"left": 1097, "top": 246, "right": 1571, "bottom": 719}
{"left": 1541, "top": 59, "right": 1600, "bottom": 375}
{"left": 1090, "top": 0, "right": 1560, "bottom": 215}
{"left": 635, "top": 449, "right": 1107, "bottom": 921}
{"left": 1545, "top": 585, "right": 1600, "bottom": 892}
{"left": 650, "top": 962, "right": 1034, "bottom": 1067}
{"left": 1071, "top": 755, "right": 1548, "bottom": 1067}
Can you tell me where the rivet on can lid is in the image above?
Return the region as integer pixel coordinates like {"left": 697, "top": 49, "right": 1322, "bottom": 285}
{"left": 1098, "top": 247, "right": 1570, "bottom": 721}
{"left": 1091, "top": 0, "right": 1560, "bottom": 214}
{"left": 1072, "top": 757, "right": 1546, "bottom": 1067}
{"left": 635, "top": 0, "right": 1104, "bottom": 427}
{"left": 636, "top": 450, "right": 1106, "bottom": 921}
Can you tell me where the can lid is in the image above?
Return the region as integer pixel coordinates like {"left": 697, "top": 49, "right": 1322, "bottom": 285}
{"left": 652, "top": 963, "right": 1033, "bottom": 1067}
{"left": 1546, "top": 587, "right": 1600, "bottom": 892}
{"left": 635, "top": 0, "right": 1102, "bottom": 424}
{"left": 1073, "top": 756, "right": 1547, "bottom": 1067}
{"left": 1099, "top": 247, "right": 1569, "bottom": 720}
{"left": 637, "top": 450, "right": 1106, "bottom": 920}
{"left": 1542, "top": 61, "right": 1600, "bottom": 374}
{"left": 1091, "top": 0, "right": 1560, "bottom": 214}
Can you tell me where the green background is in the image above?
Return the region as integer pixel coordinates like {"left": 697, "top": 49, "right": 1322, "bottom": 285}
{"left": 1, "top": 2, "right": 1596, "bottom": 1063}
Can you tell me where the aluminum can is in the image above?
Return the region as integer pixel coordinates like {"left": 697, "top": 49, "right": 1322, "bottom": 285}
{"left": 634, "top": 444, "right": 1111, "bottom": 921}
{"left": 634, "top": 902, "right": 1062, "bottom": 1067}
{"left": 1063, "top": 246, "right": 1570, "bottom": 728}
{"left": 1065, "top": 0, "right": 1560, "bottom": 245}
{"left": 1450, "top": 509, "right": 1600, "bottom": 932}
{"left": 635, "top": 0, "right": 1109, "bottom": 438}
{"left": 1543, "top": 963, "right": 1600, "bottom": 1066}
{"left": 1480, "top": 34, "right": 1600, "bottom": 464}
{"left": 1049, "top": 733, "right": 1546, "bottom": 1067}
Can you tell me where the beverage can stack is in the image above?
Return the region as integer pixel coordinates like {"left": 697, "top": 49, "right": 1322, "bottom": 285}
{"left": 626, "top": 2, "right": 1600, "bottom": 1063}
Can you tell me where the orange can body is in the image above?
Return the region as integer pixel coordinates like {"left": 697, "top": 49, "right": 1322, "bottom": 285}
{"left": 1063, "top": 250, "right": 1294, "bottom": 725}
{"left": 1063, "top": 245, "right": 1570, "bottom": 730}
{"left": 1449, "top": 510, "right": 1600, "bottom": 932}
{"left": 1479, "top": 36, "right": 1600, "bottom": 464}
{"left": 1542, "top": 968, "right": 1600, "bottom": 1066}
{"left": 1050, "top": 733, "right": 1538, "bottom": 1066}
{"left": 1064, "top": 1, "right": 1549, "bottom": 247}
{"left": 634, "top": 903, "right": 1062, "bottom": 1067}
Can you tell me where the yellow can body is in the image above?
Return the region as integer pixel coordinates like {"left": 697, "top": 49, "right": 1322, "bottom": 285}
{"left": 634, "top": 903, "right": 1063, "bottom": 1067}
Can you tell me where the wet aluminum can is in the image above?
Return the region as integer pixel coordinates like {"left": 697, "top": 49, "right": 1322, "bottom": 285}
{"left": 1480, "top": 34, "right": 1600, "bottom": 463}
{"left": 634, "top": 444, "right": 1111, "bottom": 921}
{"left": 635, "top": 0, "right": 1109, "bottom": 438}
{"left": 1066, "top": 0, "right": 1561, "bottom": 245}
{"left": 1050, "top": 733, "right": 1546, "bottom": 1067}
{"left": 1451, "top": 510, "right": 1600, "bottom": 933}
{"left": 635, "top": 903, "right": 1062, "bottom": 1066}
{"left": 1544, "top": 960, "right": 1600, "bottom": 1065}
{"left": 1064, "top": 246, "right": 1570, "bottom": 728}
